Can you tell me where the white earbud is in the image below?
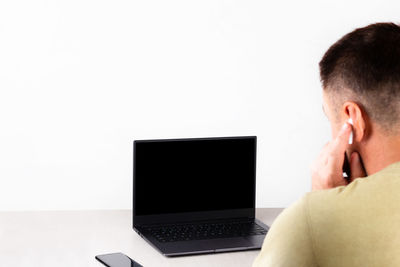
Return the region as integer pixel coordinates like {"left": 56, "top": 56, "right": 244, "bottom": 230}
{"left": 348, "top": 118, "right": 353, "bottom": 144}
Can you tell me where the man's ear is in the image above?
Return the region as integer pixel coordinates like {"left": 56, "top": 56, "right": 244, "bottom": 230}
{"left": 342, "top": 101, "right": 367, "bottom": 142}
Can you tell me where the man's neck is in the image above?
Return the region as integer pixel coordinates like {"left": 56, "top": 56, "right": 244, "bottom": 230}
{"left": 362, "top": 133, "right": 400, "bottom": 176}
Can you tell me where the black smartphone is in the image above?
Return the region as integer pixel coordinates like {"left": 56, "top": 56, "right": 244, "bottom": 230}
{"left": 343, "top": 152, "right": 351, "bottom": 182}
{"left": 95, "top": 253, "right": 143, "bottom": 267}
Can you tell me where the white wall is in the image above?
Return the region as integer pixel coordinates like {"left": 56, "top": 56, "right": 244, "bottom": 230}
{"left": 0, "top": 0, "right": 399, "bottom": 210}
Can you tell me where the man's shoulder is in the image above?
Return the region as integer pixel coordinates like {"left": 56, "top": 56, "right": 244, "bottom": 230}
{"left": 281, "top": 161, "right": 400, "bottom": 229}
{"left": 253, "top": 194, "right": 317, "bottom": 267}
{"left": 276, "top": 188, "right": 344, "bottom": 235}
{"left": 305, "top": 179, "right": 367, "bottom": 222}
{"left": 306, "top": 169, "right": 391, "bottom": 215}
{"left": 271, "top": 177, "right": 376, "bottom": 237}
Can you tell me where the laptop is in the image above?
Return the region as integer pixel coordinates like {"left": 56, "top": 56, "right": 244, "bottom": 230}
{"left": 132, "top": 136, "right": 269, "bottom": 257}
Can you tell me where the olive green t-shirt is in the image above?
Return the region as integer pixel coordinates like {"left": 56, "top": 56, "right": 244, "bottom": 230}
{"left": 253, "top": 161, "right": 400, "bottom": 267}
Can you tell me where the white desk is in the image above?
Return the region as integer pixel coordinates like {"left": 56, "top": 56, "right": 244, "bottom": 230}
{"left": 0, "top": 208, "right": 283, "bottom": 267}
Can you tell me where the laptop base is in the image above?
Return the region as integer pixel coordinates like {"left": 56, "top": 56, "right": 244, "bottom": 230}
{"left": 135, "top": 218, "right": 269, "bottom": 257}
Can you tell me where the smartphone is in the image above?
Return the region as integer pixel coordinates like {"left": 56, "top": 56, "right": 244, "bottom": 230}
{"left": 342, "top": 152, "right": 351, "bottom": 182}
{"left": 343, "top": 151, "right": 367, "bottom": 182}
{"left": 95, "top": 253, "right": 143, "bottom": 267}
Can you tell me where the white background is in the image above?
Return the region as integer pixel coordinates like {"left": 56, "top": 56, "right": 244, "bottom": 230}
{"left": 0, "top": 0, "right": 398, "bottom": 210}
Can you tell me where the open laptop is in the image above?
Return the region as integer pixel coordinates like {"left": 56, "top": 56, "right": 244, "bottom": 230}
{"left": 132, "top": 136, "right": 269, "bottom": 257}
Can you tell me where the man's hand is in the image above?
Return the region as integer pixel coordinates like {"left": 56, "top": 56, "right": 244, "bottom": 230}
{"left": 311, "top": 122, "right": 366, "bottom": 191}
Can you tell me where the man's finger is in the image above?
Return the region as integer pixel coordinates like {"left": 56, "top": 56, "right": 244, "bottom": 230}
{"left": 329, "top": 123, "right": 352, "bottom": 169}
{"left": 331, "top": 123, "right": 352, "bottom": 152}
{"left": 350, "top": 151, "right": 367, "bottom": 182}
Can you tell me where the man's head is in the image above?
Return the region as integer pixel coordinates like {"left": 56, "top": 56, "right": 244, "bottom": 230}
{"left": 319, "top": 22, "right": 400, "bottom": 175}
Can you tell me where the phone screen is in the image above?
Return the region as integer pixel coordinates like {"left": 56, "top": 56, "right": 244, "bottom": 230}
{"left": 95, "top": 253, "right": 143, "bottom": 267}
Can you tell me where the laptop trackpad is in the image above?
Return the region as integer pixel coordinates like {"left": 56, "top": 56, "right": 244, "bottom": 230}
{"left": 204, "top": 237, "right": 253, "bottom": 252}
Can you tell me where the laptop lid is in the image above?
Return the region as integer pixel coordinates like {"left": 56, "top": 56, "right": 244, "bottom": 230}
{"left": 133, "top": 136, "right": 257, "bottom": 226}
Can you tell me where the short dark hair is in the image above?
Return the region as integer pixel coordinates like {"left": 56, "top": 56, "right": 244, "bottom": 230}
{"left": 319, "top": 22, "right": 400, "bottom": 131}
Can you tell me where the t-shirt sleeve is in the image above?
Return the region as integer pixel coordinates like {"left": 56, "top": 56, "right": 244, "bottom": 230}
{"left": 252, "top": 195, "right": 317, "bottom": 267}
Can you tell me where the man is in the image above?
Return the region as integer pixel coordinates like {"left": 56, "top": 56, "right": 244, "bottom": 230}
{"left": 253, "top": 22, "right": 400, "bottom": 267}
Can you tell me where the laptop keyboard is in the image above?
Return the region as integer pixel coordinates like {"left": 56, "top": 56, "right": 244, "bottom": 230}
{"left": 140, "top": 220, "right": 268, "bottom": 243}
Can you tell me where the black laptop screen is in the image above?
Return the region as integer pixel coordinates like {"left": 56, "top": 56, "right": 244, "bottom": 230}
{"left": 133, "top": 137, "right": 256, "bottom": 216}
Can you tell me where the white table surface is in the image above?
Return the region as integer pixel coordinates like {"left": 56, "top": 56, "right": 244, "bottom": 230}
{"left": 0, "top": 208, "right": 283, "bottom": 267}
